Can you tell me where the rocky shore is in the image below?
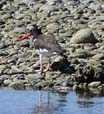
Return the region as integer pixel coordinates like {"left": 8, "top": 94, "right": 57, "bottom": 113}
{"left": 0, "top": 0, "right": 104, "bottom": 92}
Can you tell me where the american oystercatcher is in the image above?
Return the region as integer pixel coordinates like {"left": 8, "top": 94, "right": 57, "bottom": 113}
{"left": 18, "top": 25, "right": 64, "bottom": 74}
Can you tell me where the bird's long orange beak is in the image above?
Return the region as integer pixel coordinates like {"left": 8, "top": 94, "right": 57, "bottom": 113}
{"left": 17, "top": 33, "right": 32, "bottom": 42}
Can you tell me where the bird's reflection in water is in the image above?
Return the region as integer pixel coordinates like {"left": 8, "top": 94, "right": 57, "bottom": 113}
{"left": 33, "top": 91, "right": 68, "bottom": 114}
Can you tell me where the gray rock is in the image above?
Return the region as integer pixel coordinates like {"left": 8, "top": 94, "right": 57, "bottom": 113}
{"left": 70, "top": 28, "right": 98, "bottom": 44}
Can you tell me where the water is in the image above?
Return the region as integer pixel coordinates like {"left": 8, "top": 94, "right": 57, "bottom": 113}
{"left": 0, "top": 90, "right": 104, "bottom": 114}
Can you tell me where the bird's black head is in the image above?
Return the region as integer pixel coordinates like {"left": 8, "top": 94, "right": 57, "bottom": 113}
{"left": 30, "top": 25, "right": 42, "bottom": 38}
{"left": 18, "top": 25, "right": 42, "bottom": 42}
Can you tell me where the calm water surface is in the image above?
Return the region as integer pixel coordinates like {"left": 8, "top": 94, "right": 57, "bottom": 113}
{"left": 0, "top": 90, "right": 104, "bottom": 114}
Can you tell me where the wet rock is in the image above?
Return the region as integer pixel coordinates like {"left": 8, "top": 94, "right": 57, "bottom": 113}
{"left": 3, "top": 79, "right": 12, "bottom": 86}
{"left": 73, "top": 84, "right": 82, "bottom": 91}
{"left": 9, "top": 80, "right": 26, "bottom": 90}
{"left": 88, "top": 81, "right": 101, "bottom": 88}
{"left": 75, "top": 65, "right": 95, "bottom": 83}
{"left": 70, "top": 28, "right": 98, "bottom": 44}
{"left": 78, "top": 83, "right": 88, "bottom": 90}
{"left": 33, "top": 80, "right": 48, "bottom": 90}
{"left": 54, "top": 86, "right": 71, "bottom": 93}
{"left": 0, "top": 78, "right": 3, "bottom": 86}
{"left": 93, "top": 64, "right": 104, "bottom": 82}
{"left": 62, "top": 81, "right": 70, "bottom": 87}
{"left": 26, "top": 73, "right": 44, "bottom": 85}
{"left": 33, "top": 82, "right": 43, "bottom": 90}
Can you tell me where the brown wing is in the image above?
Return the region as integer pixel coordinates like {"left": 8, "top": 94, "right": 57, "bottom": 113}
{"left": 34, "top": 34, "right": 63, "bottom": 54}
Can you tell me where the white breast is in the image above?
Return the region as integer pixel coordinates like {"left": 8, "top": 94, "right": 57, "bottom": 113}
{"left": 35, "top": 48, "right": 54, "bottom": 57}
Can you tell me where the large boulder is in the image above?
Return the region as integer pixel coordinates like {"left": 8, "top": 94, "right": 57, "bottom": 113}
{"left": 70, "top": 28, "right": 98, "bottom": 44}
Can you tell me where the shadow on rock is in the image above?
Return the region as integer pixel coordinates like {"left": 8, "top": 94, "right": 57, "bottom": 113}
{"left": 51, "top": 56, "right": 75, "bottom": 74}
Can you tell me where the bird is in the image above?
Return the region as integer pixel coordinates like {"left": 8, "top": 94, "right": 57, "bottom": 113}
{"left": 18, "top": 25, "right": 64, "bottom": 74}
